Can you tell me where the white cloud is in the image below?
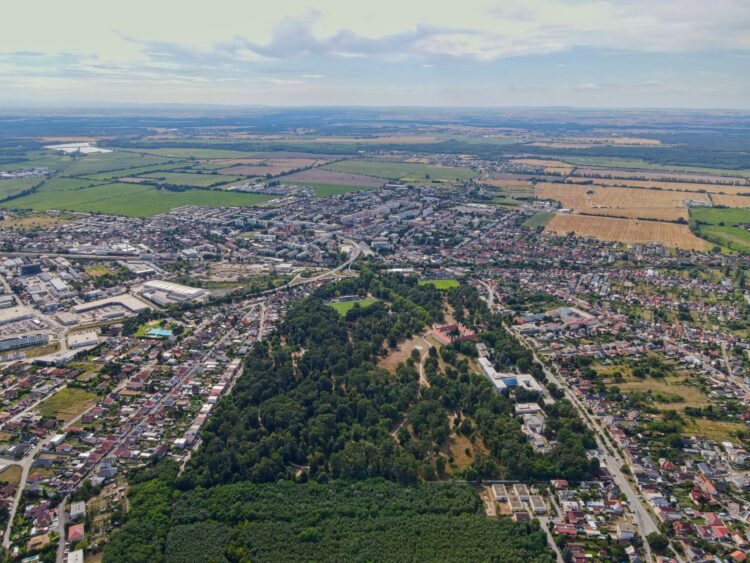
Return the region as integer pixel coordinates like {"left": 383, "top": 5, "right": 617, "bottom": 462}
{"left": 1, "top": 0, "right": 749, "bottom": 106}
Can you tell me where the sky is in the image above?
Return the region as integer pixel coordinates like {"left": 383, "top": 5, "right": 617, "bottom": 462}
{"left": 2, "top": 0, "right": 749, "bottom": 109}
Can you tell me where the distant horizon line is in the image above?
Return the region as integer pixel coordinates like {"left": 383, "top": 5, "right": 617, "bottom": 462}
{"left": 0, "top": 103, "right": 749, "bottom": 114}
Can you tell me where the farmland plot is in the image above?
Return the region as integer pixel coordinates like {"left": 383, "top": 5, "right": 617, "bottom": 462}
{"left": 217, "top": 158, "right": 330, "bottom": 177}
{"left": 568, "top": 177, "right": 750, "bottom": 195}
{"left": 545, "top": 214, "right": 708, "bottom": 250}
{"left": 278, "top": 168, "right": 386, "bottom": 187}
{"left": 572, "top": 167, "right": 747, "bottom": 185}
{"left": 710, "top": 194, "right": 750, "bottom": 208}
{"left": 535, "top": 183, "right": 591, "bottom": 209}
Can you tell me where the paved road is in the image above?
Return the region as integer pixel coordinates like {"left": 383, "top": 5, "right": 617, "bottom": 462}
{"left": 538, "top": 516, "right": 564, "bottom": 563}
{"left": 3, "top": 397, "right": 101, "bottom": 549}
{"left": 477, "top": 273, "right": 661, "bottom": 561}
{"left": 55, "top": 495, "right": 69, "bottom": 563}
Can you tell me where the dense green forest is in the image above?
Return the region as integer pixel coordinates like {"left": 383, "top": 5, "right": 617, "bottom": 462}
{"left": 105, "top": 463, "right": 554, "bottom": 563}
{"left": 103, "top": 271, "right": 596, "bottom": 562}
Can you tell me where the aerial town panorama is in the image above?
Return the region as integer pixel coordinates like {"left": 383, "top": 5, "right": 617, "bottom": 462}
{"left": 3, "top": 0, "right": 750, "bottom": 562}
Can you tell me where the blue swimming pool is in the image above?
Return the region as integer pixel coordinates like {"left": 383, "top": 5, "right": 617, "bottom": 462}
{"left": 146, "top": 328, "right": 173, "bottom": 338}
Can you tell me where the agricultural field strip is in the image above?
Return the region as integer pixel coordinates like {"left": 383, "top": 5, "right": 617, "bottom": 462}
{"left": 278, "top": 168, "right": 387, "bottom": 187}
{"left": 545, "top": 213, "right": 709, "bottom": 251}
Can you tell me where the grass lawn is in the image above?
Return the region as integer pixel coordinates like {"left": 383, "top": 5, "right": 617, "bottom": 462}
{"left": 330, "top": 298, "right": 379, "bottom": 315}
{"left": 308, "top": 183, "right": 377, "bottom": 197}
{"left": 681, "top": 418, "right": 748, "bottom": 442}
{"left": 85, "top": 265, "right": 111, "bottom": 278}
{"left": 0, "top": 464, "right": 22, "bottom": 484}
{"left": 612, "top": 374, "right": 709, "bottom": 411}
{"left": 2, "top": 182, "right": 272, "bottom": 217}
{"left": 37, "top": 388, "right": 98, "bottom": 422}
{"left": 322, "top": 160, "right": 476, "bottom": 181}
{"left": 419, "top": 279, "right": 459, "bottom": 289}
{"left": 0, "top": 212, "right": 75, "bottom": 230}
{"left": 523, "top": 211, "right": 555, "bottom": 227}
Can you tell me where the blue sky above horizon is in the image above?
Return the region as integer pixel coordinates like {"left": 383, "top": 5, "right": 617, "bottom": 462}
{"left": 2, "top": 0, "right": 749, "bottom": 109}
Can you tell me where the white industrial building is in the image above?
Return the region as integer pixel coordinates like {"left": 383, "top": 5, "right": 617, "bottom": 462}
{"left": 139, "top": 280, "right": 207, "bottom": 305}
{"left": 67, "top": 330, "right": 99, "bottom": 350}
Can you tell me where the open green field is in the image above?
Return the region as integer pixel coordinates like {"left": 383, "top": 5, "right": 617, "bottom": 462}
{"left": 690, "top": 208, "right": 750, "bottom": 253}
{"left": 128, "top": 147, "right": 253, "bottom": 159}
{"left": 2, "top": 182, "right": 272, "bottom": 217}
{"left": 0, "top": 152, "right": 74, "bottom": 172}
{"left": 0, "top": 176, "right": 42, "bottom": 199}
{"left": 419, "top": 279, "right": 459, "bottom": 289}
{"left": 81, "top": 163, "right": 184, "bottom": 181}
{"left": 559, "top": 156, "right": 750, "bottom": 177}
{"left": 523, "top": 211, "right": 554, "bottom": 227}
{"left": 487, "top": 196, "right": 521, "bottom": 207}
{"left": 60, "top": 151, "right": 173, "bottom": 176}
{"left": 140, "top": 172, "right": 240, "bottom": 187}
{"left": 323, "top": 160, "right": 476, "bottom": 181}
{"left": 697, "top": 225, "right": 750, "bottom": 252}
{"left": 691, "top": 207, "right": 750, "bottom": 226}
{"left": 330, "top": 298, "right": 379, "bottom": 315}
{"left": 287, "top": 182, "right": 377, "bottom": 197}
{"left": 37, "top": 387, "right": 98, "bottom": 422}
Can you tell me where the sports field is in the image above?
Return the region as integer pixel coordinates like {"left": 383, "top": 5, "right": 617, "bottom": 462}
{"left": 330, "top": 298, "right": 379, "bottom": 315}
{"left": 419, "top": 279, "right": 459, "bottom": 289}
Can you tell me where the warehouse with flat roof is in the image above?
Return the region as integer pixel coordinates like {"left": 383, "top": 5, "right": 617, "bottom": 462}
{"left": 139, "top": 280, "right": 207, "bottom": 305}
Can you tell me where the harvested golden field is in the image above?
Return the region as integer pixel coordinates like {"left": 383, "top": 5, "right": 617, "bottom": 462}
{"left": 570, "top": 177, "right": 750, "bottom": 194}
{"left": 537, "top": 182, "right": 706, "bottom": 221}
{"left": 573, "top": 167, "right": 746, "bottom": 185}
{"left": 536, "top": 183, "right": 590, "bottom": 208}
{"left": 481, "top": 178, "right": 535, "bottom": 196}
{"left": 591, "top": 186, "right": 708, "bottom": 208}
{"left": 710, "top": 194, "right": 750, "bottom": 207}
{"left": 581, "top": 208, "right": 687, "bottom": 221}
{"left": 544, "top": 166, "right": 574, "bottom": 175}
{"left": 545, "top": 213, "right": 709, "bottom": 250}
{"left": 512, "top": 158, "right": 574, "bottom": 174}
